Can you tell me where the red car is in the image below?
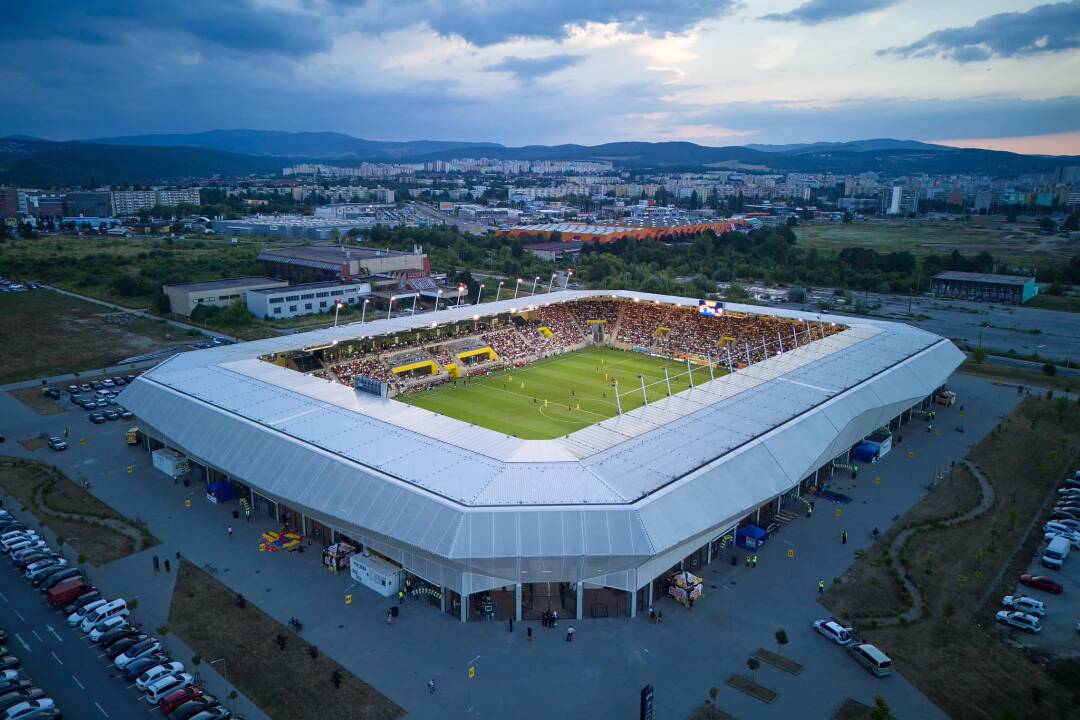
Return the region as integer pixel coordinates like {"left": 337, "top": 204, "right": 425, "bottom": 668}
{"left": 1019, "top": 574, "right": 1064, "bottom": 594}
{"left": 159, "top": 686, "right": 205, "bottom": 715}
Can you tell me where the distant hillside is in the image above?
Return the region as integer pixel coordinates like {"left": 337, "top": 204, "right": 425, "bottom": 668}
{"left": 0, "top": 138, "right": 285, "bottom": 186}
{"left": 746, "top": 138, "right": 951, "bottom": 154}
{"left": 86, "top": 129, "right": 502, "bottom": 160}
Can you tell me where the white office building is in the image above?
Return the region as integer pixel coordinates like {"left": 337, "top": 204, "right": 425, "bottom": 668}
{"left": 246, "top": 281, "right": 372, "bottom": 319}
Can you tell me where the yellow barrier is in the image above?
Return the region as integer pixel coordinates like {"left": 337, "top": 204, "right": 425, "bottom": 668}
{"left": 391, "top": 359, "right": 438, "bottom": 376}
{"left": 446, "top": 363, "right": 461, "bottom": 379}
{"left": 538, "top": 327, "right": 553, "bottom": 338}
{"left": 455, "top": 347, "right": 498, "bottom": 362}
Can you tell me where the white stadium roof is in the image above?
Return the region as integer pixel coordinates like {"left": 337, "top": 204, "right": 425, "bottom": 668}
{"left": 120, "top": 290, "right": 962, "bottom": 584}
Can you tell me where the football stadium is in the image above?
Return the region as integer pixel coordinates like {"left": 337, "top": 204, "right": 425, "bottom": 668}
{"left": 120, "top": 290, "right": 963, "bottom": 622}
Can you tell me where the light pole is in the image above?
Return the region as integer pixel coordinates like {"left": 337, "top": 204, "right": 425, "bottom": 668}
{"left": 209, "top": 657, "right": 231, "bottom": 711}
{"left": 387, "top": 296, "right": 395, "bottom": 320}
{"left": 410, "top": 293, "right": 419, "bottom": 315}
{"left": 360, "top": 298, "right": 369, "bottom": 323}
{"left": 513, "top": 278, "right": 523, "bottom": 299}
{"left": 530, "top": 276, "right": 539, "bottom": 295}
{"left": 547, "top": 273, "right": 557, "bottom": 292}
{"left": 476, "top": 284, "right": 484, "bottom": 305}
{"left": 333, "top": 300, "right": 343, "bottom": 327}
{"left": 563, "top": 268, "right": 574, "bottom": 289}
{"left": 457, "top": 284, "right": 465, "bottom": 307}
{"left": 435, "top": 289, "right": 443, "bottom": 312}
{"left": 495, "top": 281, "right": 504, "bottom": 302}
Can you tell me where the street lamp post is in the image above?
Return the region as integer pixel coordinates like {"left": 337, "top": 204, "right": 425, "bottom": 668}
{"left": 333, "top": 300, "right": 343, "bottom": 327}
{"left": 530, "top": 276, "right": 539, "bottom": 295}
{"left": 476, "top": 284, "right": 484, "bottom": 305}
{"left": 495, "top": 281, "right": 504, "bottom": 302}
{"left": 435, "top": 289, "right": 443, "bottom": 312}
{"left": 564, "top": 269, "right": 574, "bottom": 289}
{"left": 513, "top": 278, "right": 523, "bottom": 299}
{"left": 360, "top": 298, "right": 369, "bottom": 323}
{"left": 410, "top": 293, "right": 419, "bottom": 315}
{"left": 457, "top": 284, "right": 465, "bottom": 307}
{"left": 209, "top": 657, "right": 231, "bottom": 711}
{"left": 387, "top": 296, "right": 395, "bottom": 320}
{"left": 547, "top": 273, "right": 557, "bottom": 292}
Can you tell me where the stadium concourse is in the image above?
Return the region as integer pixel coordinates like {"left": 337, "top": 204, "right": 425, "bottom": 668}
{"left": 118, "top": 290, "right": 963, "bottom": 623}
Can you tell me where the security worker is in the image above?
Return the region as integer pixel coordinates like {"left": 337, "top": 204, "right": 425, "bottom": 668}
{"left": 818, "top": 578, "right": 825, "bottom": 594}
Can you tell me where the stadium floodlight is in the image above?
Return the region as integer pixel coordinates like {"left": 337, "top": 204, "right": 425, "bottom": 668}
{"left": 476, "top": 284, "right": 484, "bottom": 305}
{"left": 514, "top": 278, "right": 523, "bottom": 299}
{"left": 361, "top": 298, "right": 370, "bottom": 323}
{"left": 496, "top": 280, "right": 504, "bottom": 302}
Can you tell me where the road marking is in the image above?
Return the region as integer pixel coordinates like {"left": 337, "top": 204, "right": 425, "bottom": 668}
{"left": 72, "top": 674, "right": 85, "bottom": 690}
{"left": 14, "top": 633, "right": 31, "bottom": 652}
{"left": 13, "top": 609, "right": 25, "bottom": 622}
{"left": 126, "top": 683, "right": 137, "bottom": 689}
{"left": 0, "top": 591, "right": 7, "bottom": 602}
{"left": 32, "top": 630, "right": 43, "bottom": 642}
{"left": 46, "top": 625, "right": 63, "bottom": 642}
{"left": 95, "top": 701, "right": 109, "bottom": 718}
{"left": 51, "top": 651, "right": 63, "bottom": 665}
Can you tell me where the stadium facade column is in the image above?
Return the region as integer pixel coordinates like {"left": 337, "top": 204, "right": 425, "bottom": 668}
{"left": 514, "top": 584, "right": 522, "bottom": 622}
{"left": 440, "top": 587, "right": 447, "bottom": 613}
{"left": 628, "top": 589, "right": 637, "bottom": 619}
{"left": 755, "top": 507, "right": 761, "bottom": 525}
{"left": 300, "top": 514, "right": 308, "bottom": 536}
{"left": 575, "top": 583, "right": 584, "bottom": 620}
{"left": 460, "top": 593, "right": 469, "bottom": 623}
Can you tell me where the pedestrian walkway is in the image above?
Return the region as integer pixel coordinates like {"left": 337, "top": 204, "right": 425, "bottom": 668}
{"left": 0, "top": 373, "right": 1020, "bottom": 720}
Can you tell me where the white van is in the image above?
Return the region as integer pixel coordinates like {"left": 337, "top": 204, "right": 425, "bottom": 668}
{"left": 1043, "top": 535, "right": 1070, "bottom": 569}
{"left": 80, "top": 599, "right": 128, "bottom": 632}
{"left": 848, "top": 643, "right": 893, "bottom": 676}
{"left": 68, "top": 599, "right": 107, "bottom": 627}
{"left": 143, "top": 673, "right": 193, "bottom": 704}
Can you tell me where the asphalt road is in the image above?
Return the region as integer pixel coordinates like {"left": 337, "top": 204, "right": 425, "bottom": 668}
{"left": 0, "top": 557, "right": 153, "bottom": 720}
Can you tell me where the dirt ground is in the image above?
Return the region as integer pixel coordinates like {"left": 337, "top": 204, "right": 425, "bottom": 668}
{"left": 168, "top": 562, "right": 403, "bottom": 720}
{"left": 0, "top": 290, "right": 190, "bottom": 383}
{"left": 823, "top": 398, "right": 1080, "bottom": 720}
{"left": 0, "top": 457, "right": 154, "bottom": 565}
{"left": 8, "top": 387, "right": 66, "bottom": 415}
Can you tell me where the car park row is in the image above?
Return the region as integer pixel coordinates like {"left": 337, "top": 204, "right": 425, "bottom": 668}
{"left": 1, "top": 509, "right": 233, "bottom": 720}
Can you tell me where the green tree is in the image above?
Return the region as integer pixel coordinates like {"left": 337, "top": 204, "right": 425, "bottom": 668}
{"left": 972, "top": 347, "right": 988, "bottom": 364}
{"left": 746, "top": 656, "right": 760, "bottom": 681}
{"left": 1042, "top": 362, "right": 1057, "bottom": 377}
{"left": 869, "top": 695, "right": 894, "bottom": 720}
{"left": 775, "top": 628, "right": 788, "bottom": 654}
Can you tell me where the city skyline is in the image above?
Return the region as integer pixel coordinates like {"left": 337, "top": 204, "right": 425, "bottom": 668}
{"left": 2, "top": 1, "right": 1079, "bottom": 154}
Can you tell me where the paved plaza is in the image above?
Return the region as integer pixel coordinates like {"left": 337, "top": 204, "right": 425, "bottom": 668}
{"left": 0, "top": 372, "right": 1022, "bottom": 719}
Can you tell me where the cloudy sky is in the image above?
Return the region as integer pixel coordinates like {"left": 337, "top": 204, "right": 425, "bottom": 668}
{"left": 2, "top": 0, "right": 1079, "bottom": 153}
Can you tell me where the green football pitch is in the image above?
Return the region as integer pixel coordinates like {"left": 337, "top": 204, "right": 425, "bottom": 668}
{"left": 399, "top": 346, "right": 720, "bottom": 440}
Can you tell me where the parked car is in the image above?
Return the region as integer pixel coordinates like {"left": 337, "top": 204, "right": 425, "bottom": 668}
{"left": 65, "top": 386, "right": 78, "bottom": 395}
{"left": 61, "top": 590, "right": 102, "bottom": 616}
{"left": 88, "top": 615, "right": 128, "bottom": 642}
{"left": 46, "top": 438, "right": 65, "bottom": 452}
{"left": 158, "top": 687, "right": 207, "bottom": 715}
{"left": 88, "top": 413, "right": 106, "bottom": 424}
{"left": 96, "top": 627, "right": 140, "bottom": 650}
{"left": 37, "top": 568, "right": 82, "bottom": 591}
{"left": 121, "top": 654, "right": 168, "bottom": 683}
{"left": 28, "top": 565, "right": 72, "bottom": 587}
{"left": 0, "top": 672, "right": 19, "bottom": 685}
{"left": 0, "top": 689, "right": 45, "bottom": 713}
{"left": 114, "top": 638, "right": 163, "bottom": 669}
{"left": 46, "top": 580, "right": 93, "bottom": 608}
{"left": 1001, "top": 595, "right": 1046, "bottom": 616}
{"left": 179, "top": 704, "right": 231, "bottom": 720}
{"left": 996, "top": 610, "right": 1041, "bottom": 633}
{"left": 24, "top": 560, "right": 64, "bottom": 581}
{"left": 0, "top": 685, "right": 30, "bottom": 701}
{"left": 104, "top": 635, "right": 147, "bottom": 660}
{"left": 0, "top": 660, "right": 19, "bottom": 674}
{"left": 144, "top": 674, "right": 194, "bottom": 705}
{"left": 135, "top": 661, "right": 184, "bottom": 691}
{"left": 67, "top": 599, "right": 108, "bottom": 627}
{"left": 79, "top": 384, "right": 92, "bottom": 393}
{"left": 117, "top": 407, "right": 133, "bottom": 419}
{"left": 2, "top": 699, "right": 56, "bottom": 720}
{"left": 813, "top": 619, "right": 854, "bottom": 645}
{"left": 1019, "top": 574, "right": 1064, "bottom": 594}
{"left": 102, "top": 410, "right": 119, "bottom": 422}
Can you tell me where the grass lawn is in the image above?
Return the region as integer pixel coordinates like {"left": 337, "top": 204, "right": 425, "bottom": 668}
{"left": 958, "top": 361, "right": 1079, "bottom": 394}
{"left": 0, "top": 290, "right": 192, "bottom": 383}
{"left": 823, "top": 398, "right": 1080, "bottom": 720}
{"left": 8, "top": 387, "right": 66, "bottom": 415}
{"left": 1027, "top": 294, "right": 1080, "bottom": 313}
{"left": 0, "top": 457, "right": 157, "bottom": 565}
{"left": 168, "top": 562, "right": 403, "bottom": 720}
{"left": 795, "top": 217, "right": 1072, "bottom": 268}
{"left": 399, "top": 346, "right": 719, "bottom": 439}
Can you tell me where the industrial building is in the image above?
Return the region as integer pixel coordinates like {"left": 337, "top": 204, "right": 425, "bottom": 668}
{"left": 162, "top": 277, "right": 288, "bottom": 317}
{"left": 930, "top": 271, "right": 1038, "bottom": 305}
{"left": 246, "top": 280, "right": 371, "bottom": 319}
{"left": 256, "top": 245, "right": 429, "bottom": 284}
{"left": 211, "top": 216, "right": 375, "bottom": 241}
{"left": 119, "top": 290, "right": 962, "bottom": 623}
{"left": 502, "top": 220, "right": 749, "bottom": 244}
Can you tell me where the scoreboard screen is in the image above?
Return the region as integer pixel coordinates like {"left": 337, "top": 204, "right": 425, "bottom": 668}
{"left": 698, "top": 299, "right": 725, "bottom": 317}
{"left": 354, "top": 375, "right": 389, "bottom": 398}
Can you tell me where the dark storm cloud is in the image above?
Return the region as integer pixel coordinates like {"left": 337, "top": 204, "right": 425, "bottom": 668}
{"left": 339, "top": 0, "right": 731, "bottom": 45}
{"left": 486, "top": 55, "right": 584, "bottom": 83}
{"left": 760, "top": 0, "right": 897, "bottom": 25}
{"left": 880, "top": 1, "right": 1080, "bottom": 62}
{"left": 2, "top": 0, "right": 331, "bottom": 57}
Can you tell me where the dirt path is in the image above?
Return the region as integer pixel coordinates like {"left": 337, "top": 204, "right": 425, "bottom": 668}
{"left": 31, "top": 484, "right": 148, "bottom": 554}
{"left": 866, "top": 459, "right": 996, "bottom": 625}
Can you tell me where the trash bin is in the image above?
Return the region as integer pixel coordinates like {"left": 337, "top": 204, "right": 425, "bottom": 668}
{"left": 390, "top": 605, "right": 399, "bottom": 618}
{"left": 232, "top": 510, "right": 239, "bottom": 519}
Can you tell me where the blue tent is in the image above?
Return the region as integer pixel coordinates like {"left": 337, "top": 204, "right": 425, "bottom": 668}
{"left": 206, "top": 480, "right": 236, "bottom": 504}
{"left": 736, "top": 525, "right": 767, "bottom": 550}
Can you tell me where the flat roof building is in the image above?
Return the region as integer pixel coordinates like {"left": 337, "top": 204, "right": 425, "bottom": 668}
{"left": 246, "top": 280, "right": 371, "bottom": 320}
{"left": 257, "top": 245, "right": 428, "bottom": 284}
{"left": 930, "top": 271, "right": 1037, "bottom": 305}
{"left": 163, "top": 277, "right": 288, "bottom": 317}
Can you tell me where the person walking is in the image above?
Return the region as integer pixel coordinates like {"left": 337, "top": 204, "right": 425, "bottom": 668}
{"left": 841, "top": 530, "right": 848, "bottom": 545}
{"left": 818, "top": 578, "right": 825, "bottom": 595}
{"left": 227, "top": 526, "right": 233, "bottom": 538}
{"left": 745, "top": 554, "right": 751, "bottom": 568}
{"left": 751, "top": 554, "right": 758, "bottom": 568}
{"left": 566, "top": 625, "right": 575, "bottom": 642}
{"left": 428, "top": 679, "right": 436, "bottom": 695}
{"left": 164, "top": 559, "right": 171, "bottom": 572}
{"left": 398, "top": 590, "right": 405, "bottom": 605}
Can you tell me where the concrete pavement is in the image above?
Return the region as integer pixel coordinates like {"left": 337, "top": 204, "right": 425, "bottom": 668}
{"left": 1, "top": 371, "right": 1023, "bottom": 719}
